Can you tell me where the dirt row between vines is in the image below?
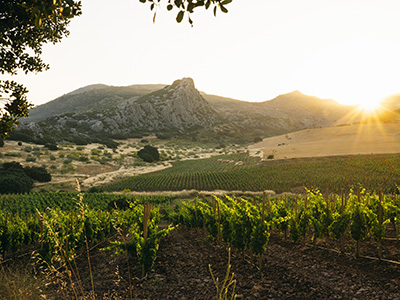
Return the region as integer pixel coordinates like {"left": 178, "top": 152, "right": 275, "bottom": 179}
{"left": 41, "top": 226, "right": 400, "bottom": 300}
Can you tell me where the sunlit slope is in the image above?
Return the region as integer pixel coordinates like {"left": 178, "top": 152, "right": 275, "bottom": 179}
{"left": 250, "top": 123, "right": 400, "bottom": 160}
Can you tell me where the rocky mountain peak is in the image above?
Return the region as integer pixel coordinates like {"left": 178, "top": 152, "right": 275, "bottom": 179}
{"left": 171, "top": 77, "right": 195, "bottom": 89}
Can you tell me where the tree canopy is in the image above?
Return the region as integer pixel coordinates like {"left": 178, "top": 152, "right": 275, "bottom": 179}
{"left": 0, "top": 0, "right": 82, "bottom": 140}
{"left": 139, "top": 0, "right": 232, "bottom": 24}
{"left": 0, "top": 0, "right": 232, "bottom": 140}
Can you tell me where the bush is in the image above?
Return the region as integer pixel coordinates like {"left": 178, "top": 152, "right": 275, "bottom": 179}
{"left": 44, "top": 143, "right": 58, "bottom": 151}
{"left": 0, "top": 162, "right": 33, "bottom": 194}
{"left": 26, "top": 156, "right": 37, "bottom": 162}
{"left": 24, "top": 166, "right": 51, "bottom": 182}
{"left": 0, "top": 140, "right": 4, "bottom": 147}
{"left": 138, "top": 145, "right": 160, "bottom": 163}
{"left": 267, "top": 154, "right": 274, "bottom": 159}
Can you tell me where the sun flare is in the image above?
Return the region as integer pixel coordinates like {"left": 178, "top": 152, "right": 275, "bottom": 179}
{"left": 358, "top": 100, "right": 382, "bottom": 112}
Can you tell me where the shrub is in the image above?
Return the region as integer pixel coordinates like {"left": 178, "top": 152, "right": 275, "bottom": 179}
{"left": 137, "top": 145, "right": 160, "bottom": 163}
{"left": 24, "top": 166, "right": 52, "bottom": 182}
{"left": 5, "top": 152, "right": 21, "bottom": 157}
{"left": 63, "top": 158, "right": 72, "bottom": 164}
{"left": 44, "top": 143, "right": 58, "bottom": 151}
{"left": 267, "top": 154, "right": 274, "bottom": 159}
{"left": 0, "top": 140, "right": 4, "bottom": 147}
{"left": 0, "top": 162, "right": 33, "bottom": 193}
{"left": 26, "top": 156, "right": 37, "bottom": 162}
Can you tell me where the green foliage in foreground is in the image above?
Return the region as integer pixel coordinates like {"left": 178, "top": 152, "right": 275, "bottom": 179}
{"left": 0, "top": 192, "right": 175, "bottom": 214}
{"left": 172, "top": 188, "right": 400, "bottom": 259}
{"left": 102, "top": 153, "right": 400, "bottom": 194}
{"left": 0, "top": 196, "right": 172, "bottom": 276}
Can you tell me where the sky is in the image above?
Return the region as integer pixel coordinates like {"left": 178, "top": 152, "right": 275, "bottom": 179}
{"left": 4, "top": 0, "right": 400, "bottom": 107}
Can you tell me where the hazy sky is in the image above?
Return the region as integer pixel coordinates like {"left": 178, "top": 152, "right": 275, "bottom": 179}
{"left": 4, "top": 0, "right": 400, "bottom": 107}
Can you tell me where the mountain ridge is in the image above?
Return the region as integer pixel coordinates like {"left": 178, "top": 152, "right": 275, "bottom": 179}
{"left": 12, "top": 77, "right": 388, "bottom": 146}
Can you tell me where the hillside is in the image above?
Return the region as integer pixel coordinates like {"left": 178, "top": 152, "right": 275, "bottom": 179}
{"left": 12, "top": 78, "right": 357, "bottom": 145}
{"left": 204, "top": 90, "right": 353, "bottom": 136}
{"left": 249, "top": 122, "right": 400, "bottom": 160}
{"left": 24, "top": 83, "right": 167, "bottom": 122}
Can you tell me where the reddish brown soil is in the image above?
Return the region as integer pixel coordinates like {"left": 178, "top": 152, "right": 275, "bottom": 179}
{"left": 41, "top": 226, "right": 400, "bottom": 300}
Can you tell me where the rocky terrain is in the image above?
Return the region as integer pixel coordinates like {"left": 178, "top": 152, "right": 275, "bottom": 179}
{"left": 12, "top": 78, "right": 356, "bottom": 145}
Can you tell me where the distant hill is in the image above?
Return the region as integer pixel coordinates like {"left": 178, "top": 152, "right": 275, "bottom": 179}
{"left": 12, "top": 78, "right": 364, "bottom": 145}
{"left": 203, "top": 90, "right": 353, "bottom": 136}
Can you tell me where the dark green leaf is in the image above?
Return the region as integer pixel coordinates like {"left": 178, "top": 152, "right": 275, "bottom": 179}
{"left": 213, "top": 6, "right": 217, "bottom": 16}
{"left": 176, "top": 10, "right": 184, "bottom": 23}
{"left": 62, "top": 6, "right": 71, "bottom": 17}
{"left": 139, "top": 0, "right": 146, "bottom": 3}
{"left": 220, "top": 5, "right": 228, "bottom": 13}
{"left": 167, "top": 4, "right": 173, "bottom": 10}
{"left": 221, "top": 0, "right": 232, "bottom": 5}
{"left": 205, "top": 0, "right": 211, "bottom": 9}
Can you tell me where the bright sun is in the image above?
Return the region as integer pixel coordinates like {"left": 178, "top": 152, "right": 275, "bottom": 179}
{"left": 281, "top": 39, "right": 400, "bottom": 109}
{"left": 358, "top": 100, "right": 382, "bottom": 111}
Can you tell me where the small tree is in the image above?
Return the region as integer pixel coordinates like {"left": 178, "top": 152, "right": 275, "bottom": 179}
{"left": 138, "top": 145, "right": 160, "bottom": 162}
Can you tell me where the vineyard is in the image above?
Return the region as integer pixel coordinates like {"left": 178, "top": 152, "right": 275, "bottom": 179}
{"left": 0, "top": 186, "right": 400, "bottom": 298}
{"left": 172, "top": 187, "right": 400, "bottom": 262}
{"left": 0, "top": 190, "right": 174, "bottom": 299}
{"left": 102, "top": 153, "right": 400, "bottom": 194}
{"left": 0, "top": 192, "right": 175, "bottom": 213}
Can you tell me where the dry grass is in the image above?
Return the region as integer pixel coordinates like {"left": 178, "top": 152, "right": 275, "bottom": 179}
{"left": 250, "top": 122, "right": 400, "bottom": 160}
{"left": 0, "top": 265, "right": 45, "bottom": 300}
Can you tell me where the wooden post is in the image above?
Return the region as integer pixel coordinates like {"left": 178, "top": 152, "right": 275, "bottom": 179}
{"left": 378, "top": 188, "right": 383, "bottom": 260}
{"left": 340, "top": 190, "right": 345, "bottom": 253}
{"left": 217, "top": 201, "right": 222, "bottom": 243}
{"left": 304, "top": 194, "right": 308, "bottom": 210}
{"left": 40, "top": 215, "right": 44, "bottom": 248}
{"left": 267, "top": 193, "right": 271, "bottom": 217}
{"left": 66, "top": 216, "right": 69, "bottom": 253}
{"left": 212, "top": 198, "right": 216, "bottom": 219}
{"left": 194, "top": 199, "right": 198, "bottom": 227}
{"left": 142, "top": 202, "right": 150, "bottom": 277}
{"left": 356, "top": 186, "right": 361, "bottom": 258}
{"left": 262, "top": 192, "right": 266, "bottom": 224}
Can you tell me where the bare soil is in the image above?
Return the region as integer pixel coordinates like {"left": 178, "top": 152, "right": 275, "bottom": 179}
{"left": 39, "top": 226, "right": 400, "bottom": 300}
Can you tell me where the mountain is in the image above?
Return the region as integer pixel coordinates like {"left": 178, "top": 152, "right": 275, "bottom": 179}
{"left": 14, "top": 78, "right": 227, "bottom": 145}
{"left": 24, "top": 83, "right": 167, "bottom": 122}
{"left": 12, "top": 78, "right": 357, "bottom": 146}
{"left": 203, "top": 90, "right": 353, "bottom": 136}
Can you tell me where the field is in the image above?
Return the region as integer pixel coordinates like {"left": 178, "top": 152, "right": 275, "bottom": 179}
{"left": 0, "top": 191, "right": 400, "bottom": 299}
{"left": 0, "top": 138, "right": 242, "bottom": 191}
{"left": 250, "top": 123, "right": 400, "bottom": 160}
{"left": 102, "top": 152, "right": 400, "bottom": 194}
